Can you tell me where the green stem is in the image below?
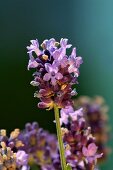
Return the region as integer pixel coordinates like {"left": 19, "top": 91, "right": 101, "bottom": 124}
{"left": 54, "top": 104, "right": 67, "bottom": 170}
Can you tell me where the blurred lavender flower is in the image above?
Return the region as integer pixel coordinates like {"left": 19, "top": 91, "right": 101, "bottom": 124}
{"left": 16, "top": 150, "right": 29, "bottom": 168}
{"left": 18, "top": 122, "right": 61, "bottom": 170}
{"left": 0, "top": 141, "right": 29, "bottom": 170}
{"left": 60, "top": 107, "right": 103, "bottom": 170}
{"left": 0, "top": 129, "right": 24, "bottom": 151}
{"left": 73, "top": 96, "right": 110, "bottom": 162}
{"left": 27, "top": 38, "right": 83, "bottom": 110}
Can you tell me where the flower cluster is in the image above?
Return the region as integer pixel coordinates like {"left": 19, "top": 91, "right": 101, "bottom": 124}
{"left": 60, "top": 106, "right": 102, "bottom": 170}
{"left": 0, "top": 130, "right": 29, "bottom": 170}
{"left": 73, "top": 96, "right": 110, "bottom": 162}
{"left": 18, "top": 122, "right": 61, "bottom": 170}
{"left": 0, "top": 120, "right": 101, "bottom": 170}
{"left": 27, "top": 38, "right": 82, "bottom": 109}
{"left": 0, "top": 129, "right": 24, "bottom": 151}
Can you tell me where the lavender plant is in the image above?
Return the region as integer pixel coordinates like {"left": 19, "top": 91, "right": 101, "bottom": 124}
{"left": 27, "top": 38, "right": 82, "bottom": 110}
{"left": 27, "top": 38, "right": 104, "bottom": 170}
{"left": 27, "top": 38, "right": 83, "bottom": 170}
{"left": 0, "top": 38, "right": 106, "bottom": 170}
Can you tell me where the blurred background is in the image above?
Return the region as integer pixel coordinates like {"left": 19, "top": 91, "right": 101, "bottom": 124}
{"left": 0, "top": 0, "right": 113, "bottom": 169}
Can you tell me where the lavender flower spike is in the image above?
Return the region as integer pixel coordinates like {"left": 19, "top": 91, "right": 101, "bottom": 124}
{"left": 73, "top": 95, "right": 110, "bottom": 162}
{"left": 27, "top": 38, "right": 83, "bottom": 109}
{"left": 17, "top": 122, "right": 61, "bottom": 170}
{"left": 60, "top": 106, "right": 103, "bottom": 169}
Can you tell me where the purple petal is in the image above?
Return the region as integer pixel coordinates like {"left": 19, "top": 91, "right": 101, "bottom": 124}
{"left": 68, "top": 65, "right": 78, "bottom": 74}
{"left": 31, "top": 39, "right": 39, "bottom": 47}
{"left": 42, "top": 38, "right": 56, "bottom": 52}
{"left": 38, "top": 102, "right": 47, "bottom": 108}
{"left": 43, "top": 73, "right": 51, "bottom": 81}
{"left": 60, "top": 38, "right": 68, "bottom": 47}
{"left": 60, "top": 38, "right": 67, "bottom": 46}
{"left": 69, "top": 108, "right": 83, "bottom": 121}
{"left": 38, "top": 99, "right": 54, "bottom": 109}
{"left": 48, "top": 38, "right": 56, "bottom": 47}
{"left": 87, "top": 157, "right": 94, "bottom": 163}
{"left": 21, "top": 165, "right": 30, "bottom": 170}
{"left": 51, "top": 77, "right": 57, "bottom": 86}
{"left": 74, "top": 108, "right": 83, "bottom": 117}
{"left": 53, "top": 48, "right": 66, "bottom": 61}
{"left": 27, "top": 45, "right": 35, "bottom": 51}
{"left": 16, "top": 150, "right": 28, "bottom": 166}
{"left": 60, "top": 106, "right": 74, "bottom": 115}
{"left": 95, "top": 153, "right": 103, "bottom": 159}
{"left": 34, "top": 48, "right": 42, "bottom": 56}
{"left": 87, "top": 143, "right": 98, "bottom": 156}
{"left": 55, "top": 73, "right": 63, "bottom": 80}
{"left": 53, "top": 49, "right": 61, "bottom": 60}
{"left": 53, "top": 60, "right": 59, "bottom": 67}
{"left": 52, "top": 65, "right": 58, "bottom": 74}
{"left": 27, "top": 39, "right": 42, "bottom": 56}
{"left": 45, "top": 63, "right": 58, "bottom": 73}
{"left": 66, "top": 44, "right": 72, "bottom": 48}
{"left": 75, "top": 56, "right": 83, "bottom": 68}
{"left": 60, "top": 38, "right": 72, "bottom": 48}
{"left": 27, "top": 60, "right": 38, "bottom": 70}
{"left": 45, "top": 63, "right": 53, "bottom": 72}
{"left": 71, "top": 48, "right": 76, "bottom": 57}
{"left": 87, "top": 154, "right": 103, "bottom": 163}
{"left": 60, "top": 55, "right": 68, "bottom": 68}
{"left": 27, "top": 39, "right": 39, "bottom": 52}
{"left": 82, "top": 146, "right": 89, "bottom": 157}
{"left": 60, "top": 112, "right": 68, "bottom": 125}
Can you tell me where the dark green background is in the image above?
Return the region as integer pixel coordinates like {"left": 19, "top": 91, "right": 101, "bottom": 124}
{"left": 0, "top": 1, "right": 113, "bottom": 169}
